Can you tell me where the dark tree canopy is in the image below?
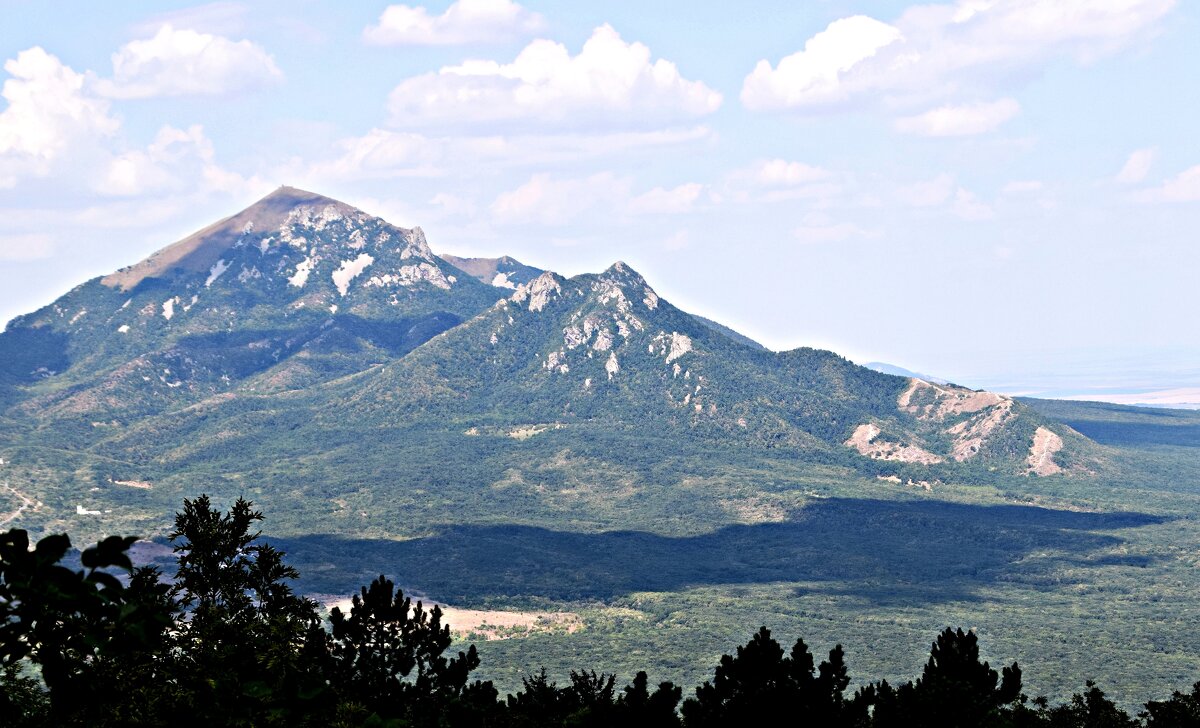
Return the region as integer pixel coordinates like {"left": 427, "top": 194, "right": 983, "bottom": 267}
{"left": 2, "top": 497, "right": 1199, "bottom": 727}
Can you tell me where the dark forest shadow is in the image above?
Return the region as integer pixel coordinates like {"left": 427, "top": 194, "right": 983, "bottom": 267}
{"left": 1064, "top": 421, "right": 1200, "bottom": 448}
{"left": 268, "top": 498, "right": 1166, "bottom": 606}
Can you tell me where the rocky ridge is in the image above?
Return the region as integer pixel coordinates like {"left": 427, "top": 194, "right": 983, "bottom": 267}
{"left": 0, "top": 188, "right": 1085, "bottom": 480}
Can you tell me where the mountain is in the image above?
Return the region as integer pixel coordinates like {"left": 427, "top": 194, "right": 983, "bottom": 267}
{"left": 439, "top": 254, "right": 544, "bottom": 290}
{"left": 0, "top": 188, "right": 1097, "bottom": 555}
{"left": 0, "top": 187, "right": 1125, "bottom": 699}
{"left": 691, "top": 315, "right": 768, "bottom": 351}
{"left": 0, "top": 186, "right": 502, "bottom": 416}
{"left": 439, "top": 252, "right": 768, "bottom": 352}
{"left": 326, "top": 261, "right": 1085, "bottom": 478}
{"left": 862, "top": 362, "right": 949, "bottom": 385}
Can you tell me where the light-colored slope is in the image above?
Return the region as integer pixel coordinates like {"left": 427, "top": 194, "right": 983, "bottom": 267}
{"left": 101, "top": 186, "right": 350, "bottom": 291}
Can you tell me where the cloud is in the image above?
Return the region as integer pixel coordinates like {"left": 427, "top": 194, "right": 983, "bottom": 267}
{"left": 489, "top": 173, "right": 704, "bottom": 225}
{"left": 94, "top": 24, "right": 282, "bottom": 98}
{"left": 1140, "top": 164, "right": 1200, "bottom": 202}
{"left": 742, "top": 0, "right": 1175, "bottom": 112}
{"left": 894, "top": 98, "right": 1020, "bottom": 136}
{"left": 1116, "top": 147, "right": 1157, "bottom": 183}
{"left": 792, "top": 213, "right": 875, "bottom": 244}
{"left": 721, "top": 159, "right": 842, "bottom": 207}
{"left": 0, "top": 233, "right": 55, "bottom": 261}
{"left": 895, "top": 173, "right": 992, "bottom": 219}
{"left": 628, "top": 183, "right": 703, "bottom": 214}
{"left": 387, "top": 24, "right": 721, "bottom": 131}
{"left": 0, "top": 48, "right": 119, "bottom": 165}
{"left": 897, "top": 173, "right": 956, "bottom": 207}
{"left": 0, "top": 46, "right": 263, "bottom": 202}
{"left": 1002, "top": 180, "right": 1043, "bottom": 194}
{"left": 742, "top": 158, "right": 830, "bottom": 187}
{"left": 742, "top": 16, "right": 903, "bottom": 111}
{"left": 491, "top": 173, "right": 631, "bottom": 226}
{"left": 952, "top": 187, "right": 994, "bottom": 220}
{"left": 299, "top": 125, "right": 714, "bottom": 183}
{"left": 133, "top": 2, "right": 249, "bottom": 36}
{"left": 98, "top": 124, "right": 263, "bottom": 199}
{"left": 364, "top": 0, "right": 545, "bottom": 45}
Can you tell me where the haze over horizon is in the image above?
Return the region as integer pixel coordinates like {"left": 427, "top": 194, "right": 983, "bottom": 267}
{"left": 2, "top": 0, "right": 1197, "bottom": 404}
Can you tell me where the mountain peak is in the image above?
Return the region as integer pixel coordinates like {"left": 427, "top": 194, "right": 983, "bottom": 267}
{"left": 600, "top": 260, "right": 642, "bottom": 280}
{"left": 595, "top": 261, "right": 658, "bottom": 311}
{"left": 101, "top": 186, "right": 359, "bottom": 291}
{"left": 257, "top": 185, "right": 342, "bottom": 209}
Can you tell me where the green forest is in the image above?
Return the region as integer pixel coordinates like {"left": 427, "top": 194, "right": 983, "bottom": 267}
{"left": 3, "top": 496, "right": 1199, "bottom": 727}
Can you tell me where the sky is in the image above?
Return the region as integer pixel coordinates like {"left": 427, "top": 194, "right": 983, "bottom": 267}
{"left": 1, "top": 0, "right": 1198, "bottom": 403}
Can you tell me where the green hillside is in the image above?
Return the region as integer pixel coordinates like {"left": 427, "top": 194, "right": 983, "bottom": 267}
{"left": 1, "top": 189, "right": 1193, "bottom": 706}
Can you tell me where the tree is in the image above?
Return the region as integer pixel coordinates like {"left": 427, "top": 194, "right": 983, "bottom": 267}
{"left": 1047, "top": 681, "right": 1139, "bottom": 728}
{"left": 1143, "top": 681, "right": 1200, "bottom": 728}
{"left": 0, "top": 527, "right": 176, "bottom": 725}
{"left": 168, "top": 495, "right": 330, "bottom": 725}
{"left": 327, "top": 573, "right": 498, "bottom": 725}
{"left": 618, "top": 671, "right": 682, "bottom": 728}
{"left": 681, "top": 626, "right": 859, "bottom": 727}
{"left": 871, "top": 627, "right": 1022, "bottom": 728}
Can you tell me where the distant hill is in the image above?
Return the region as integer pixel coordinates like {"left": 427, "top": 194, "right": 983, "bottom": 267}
{"left": 862, "top": 362, "right": 949, "bottom": 385}
{"left": 439, "top": 254, "right": 544, "bottom": 290}
{"left": 0, "top": 188, "right": 1094, "bottom": 549}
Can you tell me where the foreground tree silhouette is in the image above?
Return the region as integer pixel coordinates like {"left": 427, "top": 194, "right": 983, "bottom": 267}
{"left": 1142, "top": 681, "right": 1200, "bottom": 727}
{"left": 168, "top": 495, "right": 331, "bottom": 724}
{"left": 680, "top": 625, "right": 862, "bottom": 726}
{"left": 1043, "top": 681, "right": 1139, "bottom": 728}
{"left": 325, "top": 573, "right": 499, "bottom": 724}
{"left": 6, "top": 499, "right": 1200, "bottom": 726}
{"left": 870, "top": 627, "right": 1022, "bottom": 728}
{"left": 0, "top": 526, "right": 175, "bottom": 725}
{"left": 503, "top": 668, "right": 681, "bottom": 727}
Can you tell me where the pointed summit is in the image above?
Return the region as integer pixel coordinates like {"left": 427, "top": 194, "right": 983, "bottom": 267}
{"left": 595, "top": 261, "right": 659, "bottom": 312}
{"left": 101, "top": 186, "right": 357, "bottom": 291}
{"left": 599, "top": 260, "right": 645, "bottom": 283}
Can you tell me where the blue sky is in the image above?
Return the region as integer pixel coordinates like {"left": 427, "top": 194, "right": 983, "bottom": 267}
{"left": 2, "top": 0, "right": 1198, "bottom": 402}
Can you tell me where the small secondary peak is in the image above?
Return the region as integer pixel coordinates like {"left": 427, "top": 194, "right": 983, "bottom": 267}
{"left": 599, "top": 260, "right": 648, "bottom": 284}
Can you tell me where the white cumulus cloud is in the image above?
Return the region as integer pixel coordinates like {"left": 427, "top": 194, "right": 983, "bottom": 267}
{"left": 746, "top": 159, "right": 830, "bottom": 187}
{"left": 1116, "top": 147, "right": 1157, "bottom": 184}
{"left": 628, "top": 183, "right": 704, "bottom": 215}
{"left": 741, "top": 16, "right": 902, "bottom": 111}
{"left": 490, "top": 173, "right": 705, "bottom": 225}
{"left": 894, "top": 98, "right": 1020, "bottom": 136}
{"left": 491, "top": 173, "right": 631, "bottom": 226}
{"left": 0, "top": 46, "right": 263, "bottom": 199}
{"left": 94, "top": 24, "right": 283, "bottom": 99}
{"left": 0, "top": 47, "right": 119, "bottom": 182}
{"left": 98, "top": 124, "right": 262, "bottom": 198}
{"left": 1142, "top": 164, "right": 1200, "bottom": 202}
{"left": 742, "top": 0, "right": 1175, "bottom": 112}
{"left": 364, "top": 0, "right": 545, "bottom": 45}
{"left": 387, "top": 24, "right": 722, "bottom": 130}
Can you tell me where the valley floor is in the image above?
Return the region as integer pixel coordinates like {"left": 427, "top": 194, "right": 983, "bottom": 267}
{"left": 2, "top": 400, "right": 1199, "bottom": 707}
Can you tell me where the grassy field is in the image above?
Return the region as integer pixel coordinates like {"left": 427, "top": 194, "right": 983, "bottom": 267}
{"left": 3, "top": 399, "right": 1199, "bottom": 707}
